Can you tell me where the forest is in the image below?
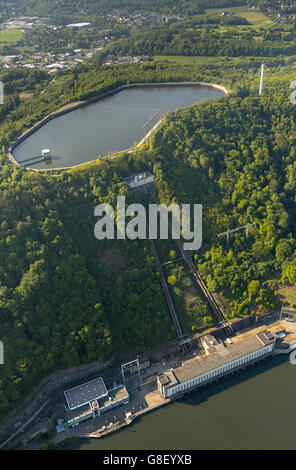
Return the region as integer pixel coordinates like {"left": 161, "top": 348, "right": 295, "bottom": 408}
{"left": 147, "top": 81, "right": 296, "bottom": 318}
{"left": 0, "top": 149, "right": 176, "bottom": 420}
{"left": 0, "top": 0, "right": 296, "bottom": 428}
{"left": 0, "top": 59, "right": 296, "bottom": 422}
{"left": 103, "top": 26, "right": 296, "bottom": 58}
{"left": 10, "top": 0, "right": 245, "bottom": 18}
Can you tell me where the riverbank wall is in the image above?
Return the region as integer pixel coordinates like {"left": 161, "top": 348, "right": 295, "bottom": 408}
{"left": 63, "top": 347, "right": 277, "bottom": 443}
{"left": 60, "top": 317, "right": 296, "bottom": 444}
{"left": 7, "top": 81, "right": 229, "bottom": 171}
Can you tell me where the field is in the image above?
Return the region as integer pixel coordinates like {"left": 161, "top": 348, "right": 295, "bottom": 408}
{"left": 198, "top": 6, "right": 275, "bottom": 31}
{"left": 0, "top": 29, "right": 24, "bottom": 43}
{"left": 153, "top": 56, "right": 225, "bottom": 65}
{"left": 16, "top": 45, "right": 36, "bottom": 53}
{"left": 153, "top": 55, "right": 259, "bottom": 65}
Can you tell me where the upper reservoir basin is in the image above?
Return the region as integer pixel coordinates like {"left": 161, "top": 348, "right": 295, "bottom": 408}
{"left": 12, "top": 84, "right": 223, "bottom": 170}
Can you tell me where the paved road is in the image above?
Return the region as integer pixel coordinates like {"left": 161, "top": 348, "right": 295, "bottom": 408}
{"left": 0, "top": 400, "right": 50, "bottom": 449}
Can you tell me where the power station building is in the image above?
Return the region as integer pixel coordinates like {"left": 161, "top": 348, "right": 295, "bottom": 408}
{"left": 157, "top": 330, "right": 275, "bottom": 399}
{"left": 64, "top": 377, "right": 129, "bottom": 428}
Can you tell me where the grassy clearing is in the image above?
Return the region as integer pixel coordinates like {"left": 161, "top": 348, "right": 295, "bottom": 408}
{"left": 19, "top": 92, "right": 34, "bottom": 99}
{"left": 196, "top": 6, "right": 275, "bottom": 31}
{"left": 276, "top": 23, "right": 295, "bottom": 30}
{"left": 153, "top": 55, "right": 268, "bottom": 66}
{"left": 16, "top": 45, "right": 36, "bottom": 54}
{"left": 153, "top": 55, "right": 253, "bottom": 66}
{"left": 153, "top": 55, "right": 225, "bottom": 65}
{"left": 0, "top": 28, "right": 24, "bottom": 43}
{"left": 276, "top": 285, "right": 296, "bottom": 305}
{"left": 203, "top": 6, "right": 247, "bottom": 15}
{"left": 235, "top": 10, "right": 274, "bottom": 28}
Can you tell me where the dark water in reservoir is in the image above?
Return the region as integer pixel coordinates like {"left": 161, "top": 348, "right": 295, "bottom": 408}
{"left": 12, "top": 85, "right": 222, "bottom": 170}
{"left": 69, "top": 356, "right": 296, "bottom": 450}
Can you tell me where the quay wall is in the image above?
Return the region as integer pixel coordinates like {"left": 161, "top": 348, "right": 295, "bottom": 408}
{"left": 74, "top": 347, "right": 274, "bottom": 442}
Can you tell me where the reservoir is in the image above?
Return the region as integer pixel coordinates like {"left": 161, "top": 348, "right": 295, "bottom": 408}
{"left": 68, "top": 356, "right": 296, "bottom": 450}
{"left": 12, "top": 85, "right": 223, "bottom": 170}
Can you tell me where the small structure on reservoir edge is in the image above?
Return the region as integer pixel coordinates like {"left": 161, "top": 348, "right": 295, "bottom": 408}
{"left": 123, "top": 171, "right": 154, "bottom": 192}
{"left": 41, "top": 148, "right": 51, "bottom": 160}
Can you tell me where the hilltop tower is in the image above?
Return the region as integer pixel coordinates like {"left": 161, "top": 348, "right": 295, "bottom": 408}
{"left": 259, "top": 63, "right": 265, "bottom": 96}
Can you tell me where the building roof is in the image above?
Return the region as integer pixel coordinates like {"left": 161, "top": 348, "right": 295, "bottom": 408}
{"left": 65, "top": 403, "right": 93, "bottom": 425}
{"left": 200, "top": 334, "right": 219, "bottom": 354}
{"left": 123, "top": 171, "right": 154, "bottom": 186}
{"left": 257, "top": 330, "right": 274, "bottom": 345}
{"left": 64, "top": 377, "right": 108, "bottom": 410}
{"left": 100, "top": 385, "right": 129, "bottom": 408}
{"left": 158, "top": 370, "right": 178, "bottom": 387}
{"left": 159, "top": 331, "right": 275, "bottom": 389}
{"left": 67, "top": 22, "right": 91, "bottom": 28}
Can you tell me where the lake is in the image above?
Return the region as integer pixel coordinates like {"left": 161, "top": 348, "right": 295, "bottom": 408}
{"left": 68, "top": 356, "right": 296, "bottom": 450}
{"left": 12, "top": 85, "right": 223, "bottom": 170}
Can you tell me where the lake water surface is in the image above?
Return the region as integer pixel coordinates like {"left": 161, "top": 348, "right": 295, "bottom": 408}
{"left": 12, "top": 85, "right": 223, "bottom": 170}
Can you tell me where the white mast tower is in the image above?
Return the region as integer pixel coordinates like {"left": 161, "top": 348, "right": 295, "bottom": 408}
{"left": 259, "top": 63, "right": 265, "bottom": 96}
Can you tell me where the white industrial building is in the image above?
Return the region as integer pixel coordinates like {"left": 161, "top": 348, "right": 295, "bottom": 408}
{"left": 64, "top": 377, "right": 129, "bottom": 427}
{"left": 66, "top": 22, "right": 91, "bottom": 29}
{"left": 124, "top": 171, "right": 154, "bottom": 191}
{"left": 157, "top": 330, "right": 275, "bottom": 399}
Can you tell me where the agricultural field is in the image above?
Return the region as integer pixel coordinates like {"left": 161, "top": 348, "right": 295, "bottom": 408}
{"left": 153, "top": 55, "right": 258, "bottom": 65}
{"left": 194, "top": 6, "right": 275, "bottom": 32}
{"left": 153, "top": 56, "right": 225, "bottom": 65}
{"left": 15, "top": 45, "right": 36, "bottom": 54}
{"left": 205, "top": 6, "right": 274, "bottom": 29}
{"left": 0, "top": 29, "right": 24, "bottom": 43}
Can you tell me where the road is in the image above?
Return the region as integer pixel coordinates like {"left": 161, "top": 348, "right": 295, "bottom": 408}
{"left": 0, "top": 400, "right": 50, "bottom": 449}
{"left": 0, "top": 358, "right": 113, "bottom": 447}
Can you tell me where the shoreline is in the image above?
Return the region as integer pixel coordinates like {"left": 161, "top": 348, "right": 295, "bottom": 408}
{"left": 56, "top": 320, "right": 296, "bottom": 445}
{"left": 7, "top": 81, "right": 229, "bottom": 172}
{"left": 59, "top": 347, "right": 293, "bottom": 445}
{"left": 2, "top": 314, "right": 295, "bottom": 449}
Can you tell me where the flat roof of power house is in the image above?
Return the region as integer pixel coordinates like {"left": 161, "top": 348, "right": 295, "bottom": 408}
{"left": 64, "top": 377, "right": 108, "bottom": 411}
{"left": 159, "top": 330, "right": 275, "bottom": 388}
